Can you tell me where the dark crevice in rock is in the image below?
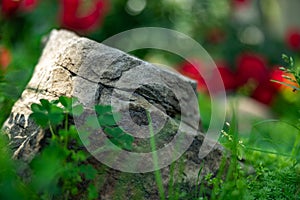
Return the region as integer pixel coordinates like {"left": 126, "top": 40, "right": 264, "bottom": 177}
{"left": 59, "top": 65, "right": 98, "bottom": 84}
{"left": 93, "top": 83, "right": 181, "bottom": 123}
{"left": 63, "top": 65, "right": 77, "bottom": 77}
{"left": 26, "top": 87, "right": 49, "bottom": 95}
{"left": 129, "top": 104, "right": 149, "bottom": 126}
{"left": 134, "top": 84, "right": 180, "bottom": 118}
{"left": 8, "top": 113, "right": 26, "bottom": 131}
{"left": 94, "top": 82, "right": 105, "bottom": 105}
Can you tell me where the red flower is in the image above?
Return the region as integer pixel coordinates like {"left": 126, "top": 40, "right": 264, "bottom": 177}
{"left": 269, "top": 68, "right": 284, "bottom": 90}
{"left": 215, "top": 61, "right": 237, "bottom": 91}
{"left": 236, "top": 53, "right": 268, "bottom": 86}
{"left": 251, "top": 83, "right": 275, "bottom": 105}
{"left": 1, "top": 0, "right": 38, "bottom": 16}
{"left": 233, "top": 0, "right": 250, "bottom": 3}
{"left": 251, "top": 67, "right": 290, "bottom": 104}
{"left": 235, "top": 53, "right": 278, "bottom": 104}
{"left": 270, "top": 67, "right": 298, "bottom": 91}
{"left": 285, "top": 29, "right": 300, "bottom": 51}
{"left": 177, "top": 60, "right": 236, "bottom": 92}
{"left": 177, "top": 53, "right": 284, "bottom": 105}
{"left": 1, "top": 0, "right": 21, "bottom": 15}
{"left": 0, "top": 46, "right": 11, "bottom": 72}
{"left": 60, "top": 0, "right": 108, "bottom": 33}
{"left": 177, "top": 59, "right": 206, "bottom": 91}
{"left": 22, "top": 0, "right": 38, "bottom": 12}
{"left": 231, "top": 0, "right": 251, "bottom": 8}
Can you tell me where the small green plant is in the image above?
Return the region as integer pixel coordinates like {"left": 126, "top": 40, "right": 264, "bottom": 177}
{"left": 0, "top": 74, "right": 14, "bottom": 127}
{"left": 146, "top": 110, "right": 166, "bottom": 200}
{"left": 28, "top": 96, "right": 138, "bottom": 199}
{"left": 29, "top": 96, "right": 98, "bottom": 199}
{"left": 247, "top": 165, "right": 300, "bottom": 200}
{"left": 0, "top": 133, "right": 35, "bottom": 200}
{"left": 271, "top": 54, "right": 300, "bottom": 91}
{"left": 212, "top": 112, "right": 248, "bottom": 200}
{"left": 94, "top": 105, "right": 134, "bottom": 150}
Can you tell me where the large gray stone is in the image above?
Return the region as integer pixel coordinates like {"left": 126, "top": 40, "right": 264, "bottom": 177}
{"left": 2, "top": 29, "right": 224, "bottom": 199}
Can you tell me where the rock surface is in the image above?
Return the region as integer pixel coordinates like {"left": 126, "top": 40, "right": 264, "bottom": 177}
{"left": 3, "top": 29, "right": 224, "bottom": 199}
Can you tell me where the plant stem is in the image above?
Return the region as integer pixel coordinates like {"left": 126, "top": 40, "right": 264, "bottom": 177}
{"left": 195, "top": 162, "right": 204, "bottom": 199}
{"left": 65, "top": 113, "right": 68, "bottom": 131}
{"left": 146, "top": 111, "right": 165, "bottom": 200}
{"left": 49, "top": 123, "right": 56, "bottom": 139}
{"left": 218, "top": 105, "right": 239, "bottom": 199}
{"left": 168, "top": 162, "right": 175, "bottom": 199}
{"left": 291, "top": 131, "right": 300, "bottom": 163}
{"left": 65, "top": 113, "right": 69, "bottom": 149}
{"left": 245, "top": 147, "right": 291, "bottom": 157}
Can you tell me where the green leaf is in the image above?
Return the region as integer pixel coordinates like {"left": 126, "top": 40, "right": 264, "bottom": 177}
{"left": 98, "top": 114, "right": 116, "bottom": 126}
{"left": 111, "top": 134, "right": 134, "bottom": 150}
{"left": 51, "top": 99, "right": 60, "bottom": 105}
{"left": 71, "top": 151, "right": 87, "bottom": 162}
{"left": 30, "top": 143, "right": 65, "bottom": 193}
{"left": 87, "top": 184, "right": 98, "bottom": 200}
{"left": 95, "top": 105, "right": 112, "bottom": 115}
{"left": 282, "top": 54, "right": 289, "bottom": 63}
{"left": 31, "top": 98, "right": 65, "bottom": 127}
{"left": 72, "top": 104, "right": 84, "bottom": 116}
{"left": 71, "top": 187, "right": 79, "bottom": 195}
{"left": 31, "top": 103, "right": 44, "bottom": 113}
{"left": 110, "top": 138, "right": 123, "bottom": 149}
{"left": 104, "top": 127, "right": 124, "bottom": 138}
{"left": 29, "top": 112, "right": 49, "bottom": 127}
{"left": 68, "top": 125, "right": 80, "bottom": 141}
{"left": 59, "top": 96, "right": 72, "bottom": 111}
{"left": 79, "top": 164, "right": 97, "bottom": 180}
{"left": 270, "top": 80, "right": 300, "bottom": 91}
{"left": 62, "top": 163, "right": 82, "bottom": 184}
{"left": 48, "top": 114, "right": 64, "bottom": 126}
{"left": 50, "top": 103, "right": 64, "bottom": 114}
{"left": 40, "top": 99, "right": 51, "bottom": 110}
{"left": 119, "top": 134, "right": 134, "bottom": 150}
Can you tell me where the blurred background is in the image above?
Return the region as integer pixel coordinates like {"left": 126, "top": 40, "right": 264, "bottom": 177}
{"left": 1, "top": 0, "right": 300, "bottom": 136}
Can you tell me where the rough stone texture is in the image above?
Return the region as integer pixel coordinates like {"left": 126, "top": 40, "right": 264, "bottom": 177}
{"left": 2, "top": 29, "right": 224, "bottom": 199}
